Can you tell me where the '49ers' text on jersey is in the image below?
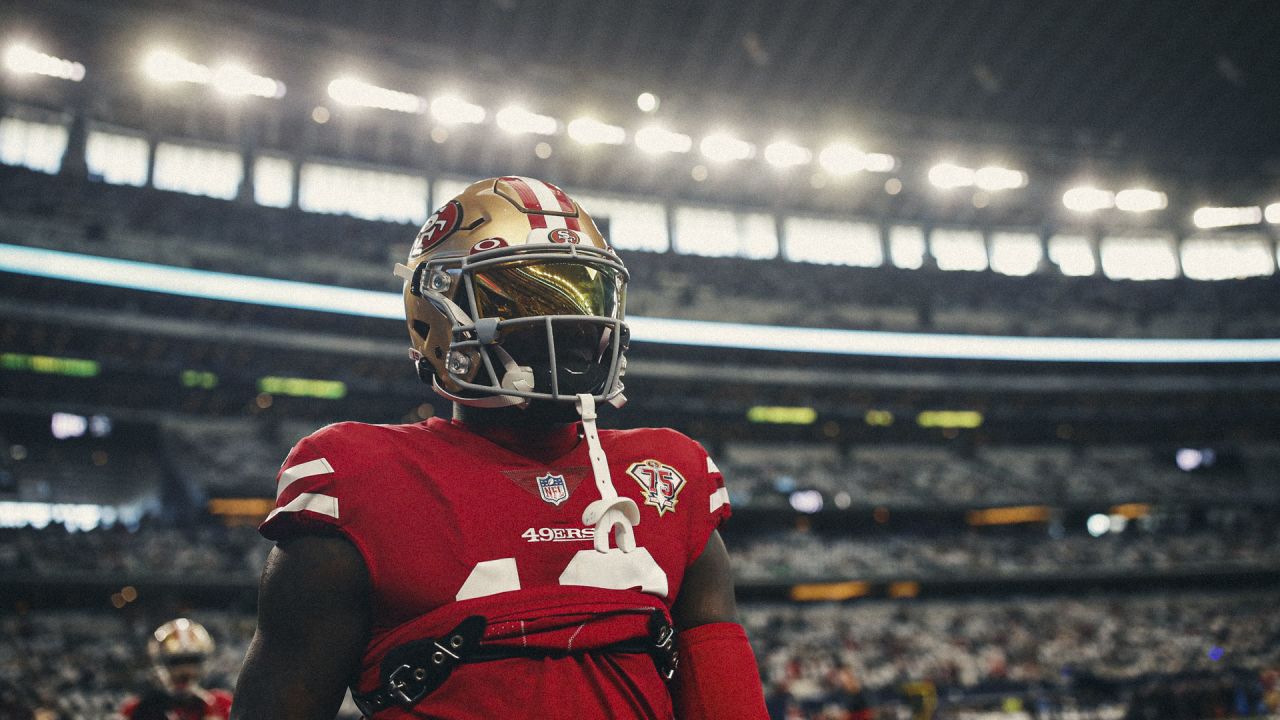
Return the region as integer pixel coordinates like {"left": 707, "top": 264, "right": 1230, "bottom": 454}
{"left": 260, "top": 417, "right": 731, "bottom": 720}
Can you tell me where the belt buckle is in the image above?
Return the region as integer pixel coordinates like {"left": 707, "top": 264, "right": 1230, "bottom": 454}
{"left": 387, "top": 664, "right": 428, "bottom": 706}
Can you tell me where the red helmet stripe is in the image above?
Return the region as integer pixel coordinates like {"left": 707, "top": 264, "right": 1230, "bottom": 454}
{"left": 545, "top": 182, "right": 582, "bottom": 230}
{"left": 501, "top": 176, "right": 543, "bottom": 211}
{"left": 500, "top": 176, "right": 548, "bottom": 229}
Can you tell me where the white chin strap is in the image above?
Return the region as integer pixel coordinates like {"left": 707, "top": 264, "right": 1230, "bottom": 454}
{"left": 576, "top": 393, "right": 639, "bottom": 553}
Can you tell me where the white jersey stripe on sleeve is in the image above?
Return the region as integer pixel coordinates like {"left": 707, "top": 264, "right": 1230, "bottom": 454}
{"left": 276, "top": 457, "right": 334, "bottom": 499}
{"left": 266, "top": 492, "right": 339, "bottom": 522}
{"left": 705, "top": 456, "right": 720, "bottom": 475}
{"left": 709, "top": 487, "right": 730, "bottom": 513}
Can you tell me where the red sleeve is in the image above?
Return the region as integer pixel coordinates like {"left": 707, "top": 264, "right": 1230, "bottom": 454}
{"left": 259, "top": 428, "right": 347, "bottom": 542}
{"left": 685, "top": 438, "right": 732, "bottom": 567}
{"left": 118, "top": 697, "right": 138, "bottom": 719}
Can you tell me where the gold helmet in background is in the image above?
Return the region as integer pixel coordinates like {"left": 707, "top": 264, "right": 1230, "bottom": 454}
{"left": 395, "top": 176, "right": 629, "bottom": 409}
{"left": 147, "top": 618, "right": 214, "bottom": 695}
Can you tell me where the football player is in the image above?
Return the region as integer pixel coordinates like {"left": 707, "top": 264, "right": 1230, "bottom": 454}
{"left": 119, "top": 618, "right": 232, "bottom": 720}
{"left": 231, "top": 177, "right": 768, "bottom": 719}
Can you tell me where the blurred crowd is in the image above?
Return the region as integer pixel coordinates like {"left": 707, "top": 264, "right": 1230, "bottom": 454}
{"left": 2, "top": 594, "right": 1277, "bottom": 720}
{"left": 4, "top": 516, "right": 1276, "bottom": 586}
{"left": 747, "top": 593, "right": 1280, "bottom": 719}
{"left": 730, "top": 526, "right": 1280, "bottom": 582}
{"left": 722, "top": 442, "right": 1280, "bottom": 508}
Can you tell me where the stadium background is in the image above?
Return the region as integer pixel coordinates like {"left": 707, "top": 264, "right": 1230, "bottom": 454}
{"left": 1, "top": 1, "right": 1279, "bottom": 718}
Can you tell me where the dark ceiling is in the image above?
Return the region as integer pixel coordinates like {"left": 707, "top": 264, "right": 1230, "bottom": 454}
{"left": 5, "top": 0, "right": 1279, "bottom": 218}
{"left": 229, "top": 0, "right": 1280, "bottom": 160}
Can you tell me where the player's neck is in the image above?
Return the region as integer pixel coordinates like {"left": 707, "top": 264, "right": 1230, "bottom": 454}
{"left": 452, "top": 403, "right": 581, "bottom": 463}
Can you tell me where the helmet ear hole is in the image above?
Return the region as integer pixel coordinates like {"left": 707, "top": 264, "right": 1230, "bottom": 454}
{"left": 412, "top": 320, "right": 431, "bottom": 344}
{"left": 415, "top": 357, "right": 435, "bottom": 385}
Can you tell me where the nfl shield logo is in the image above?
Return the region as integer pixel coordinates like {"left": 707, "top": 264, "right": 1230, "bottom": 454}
{"left": 536, "top": 473, "right": 570, "bottom": 506}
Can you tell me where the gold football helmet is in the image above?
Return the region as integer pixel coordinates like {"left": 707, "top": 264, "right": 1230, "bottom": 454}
{"left": 395, "top": 176, "right": 629, "bottom": 409}
{"left": 147, "top": 618, "right": 214, "bottom": 694}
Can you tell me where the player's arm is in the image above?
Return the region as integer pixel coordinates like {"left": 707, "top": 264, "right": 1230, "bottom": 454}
{"left": 669, "top": 530, "right": 768, "bottom": 719}
{"left": 231, "top": 535, "right": 370, "bottom": 720}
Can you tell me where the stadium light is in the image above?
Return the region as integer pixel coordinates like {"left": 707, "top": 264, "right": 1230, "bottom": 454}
{"left": 1192, "top": 206, "right": 1263, "bottom": 229}
{"left": 764, "top": 140, "right": 811, "bottom": 168}
{"left": 1265, "top": 203, "right": 1280, "bottom": 224}
{"left": 974, "top": 165, "right": 1028, "bottom": 191}
{"left": 927, "top": 162, "right": 975, "bottom": 189}
{"left": 863, "top": 152, "right": 897, "bottom": 173}
{"left": 4, "top": 43, "right": 85, "bottom": 81}
{"left": 699, "top": 132, "right": 753, "bottom": 162}
{"left": 1063, "top": 186, "right": 1115, "bottom": 213}
{"left": 143, "top": 49, "right": 212, "bottom": 84}
{"left": 211, "top": 63, "right": 285, "bottom": 98}
{"left": 1115, "top": 188, "right": 1167, "bottom": 213}
{"left": 817, "top": 142, "right": 866, "bottom": 176}
{"left": 636, "top": 92, "right": 659, "bottom": 112}
{"left": 326, "top": 77, "right": 424, "bottom": 113}
{"left": 7, "top": 243, "right": 1280, "bottom": 363}
{"left": 635, "top": 125, "right": 692, "bottom": 154}
{"left": 567, "top": 116, "right": 626, "bottom": 145}
{"left": 495, "top": 105, "right": 557, "bottom": 135}
{"left": 430, "top": 95, "right": 485, "bottom": 125}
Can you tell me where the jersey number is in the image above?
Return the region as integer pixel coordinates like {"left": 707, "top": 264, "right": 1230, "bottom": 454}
{"left": 456, "top": 548, "right": 669, "bottom": 601}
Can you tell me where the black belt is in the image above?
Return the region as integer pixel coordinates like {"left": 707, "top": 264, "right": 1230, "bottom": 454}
{"left": 352, "top": 611, "right": 677, "bottom": 717}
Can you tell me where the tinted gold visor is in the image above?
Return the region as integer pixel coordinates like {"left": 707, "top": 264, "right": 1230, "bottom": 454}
{"left": 471, "top": 260, "right": 624, "bottom": 321}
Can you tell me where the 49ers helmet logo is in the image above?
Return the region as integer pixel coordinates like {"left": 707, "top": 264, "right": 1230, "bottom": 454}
{"left": 548, "top": 228, "right": 581, "bottom": 244}
{"left": 411, "top": 200, "right": 463, "bottom": 257}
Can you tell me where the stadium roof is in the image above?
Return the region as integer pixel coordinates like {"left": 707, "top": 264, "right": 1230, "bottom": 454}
{"left": 151, "top": 0, "right": 1280, "bottom": 161}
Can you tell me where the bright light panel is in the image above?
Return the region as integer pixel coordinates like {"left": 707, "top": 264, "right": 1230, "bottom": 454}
{"left": 495, "top": 105, "right": 557, "bottom": 135}
{"left": 430, "top": 95, "right": 485, "bottom": 125}
{"left": 211, "top": 63, "right": 284, "bottom": 98}
{"left": 0, "top": 117, "right": 68, "bottom": 174}
{"left": 784, "top": 217, "right": 882, "bottom": 267}
{"left": 1193, "top": 206, "right": 1263, "bottom": 229}
{"left": 927, "top": 162, "right": 975, "bottom": 189}
{"left": 699, "top": 132, "right": 753, "bottom": 162}
{"left": 764, "top": 140, "right": 811, "bottom": 168}
{"left": 635, "top": 126, "right": 691, "bottom": 154}
{"left": 1048, "top": 234, "right": 1096, "bottom": 277}
{"left": 1063, "top": 186, "right": 1115, "bottom": 212}
{"left": 1181, "top": 234, "right": 1275, "bottom": 280}
{"left": 974, "top": 166, "right": 1028, "bottom": 191}
{"left": 6, "top": 243, "right": 1280, "bottom": 362}
{"left": 1115, "top": 188, "right": 1167, "bottom": 213}
{"left": 152, "top": 142, "right": 243, "bottom": 199}
{"left": 143, "top": 49, "right": 212, "bottom": 84}
{"left": 567, "top": 117, "right": 625, "bottom": 145}
{"left": 1100, "top": 235, "right": 1179, "bottom": 280}
{"left": 4, "top": 44, "right": 85, "bottom": 81}
{"left": 326, "top": 77, "right": 423, "bottom": 113}
{"left": 570, "top": 190, "right": 670, "bottom": 252}
{"left": 85, "top": 130, "right": 149, "bottom": 187}
{"left": 864, "top": 153, "right": 897, "bottom": 173}
{"left": 989, "top": 232, "right": 1042, "bottom": 276}
{"left": 253, "top": 156, "right": 294, "bottom": 208}
{"left": 930, "top": 228, "right": 988, "bottom": 271}
{"left": 673, "top": 207, "right": 777, "bottom": 259}
{"left": 817, "top": 143, "right": 865, "bottom": 176}
{"left": 888, "top": 225, "right": 926, "bottom": 269}
{"left": 1267, "top": 203, "right": 1280, "bottom": 224}
{"left": 299, "top": 162, "right": 427, "bottom": 224}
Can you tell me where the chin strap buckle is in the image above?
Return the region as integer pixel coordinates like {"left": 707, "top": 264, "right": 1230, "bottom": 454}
{"left": 575, "top": 393, "right": 639, "bottom": 553}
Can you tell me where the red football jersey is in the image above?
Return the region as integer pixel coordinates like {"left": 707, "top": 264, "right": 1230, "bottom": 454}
{"left": 118, "top": 688, "right": 233, "bottom": 720}
{"left": 260, "top": 417, "right": 731, "bottom": 719}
